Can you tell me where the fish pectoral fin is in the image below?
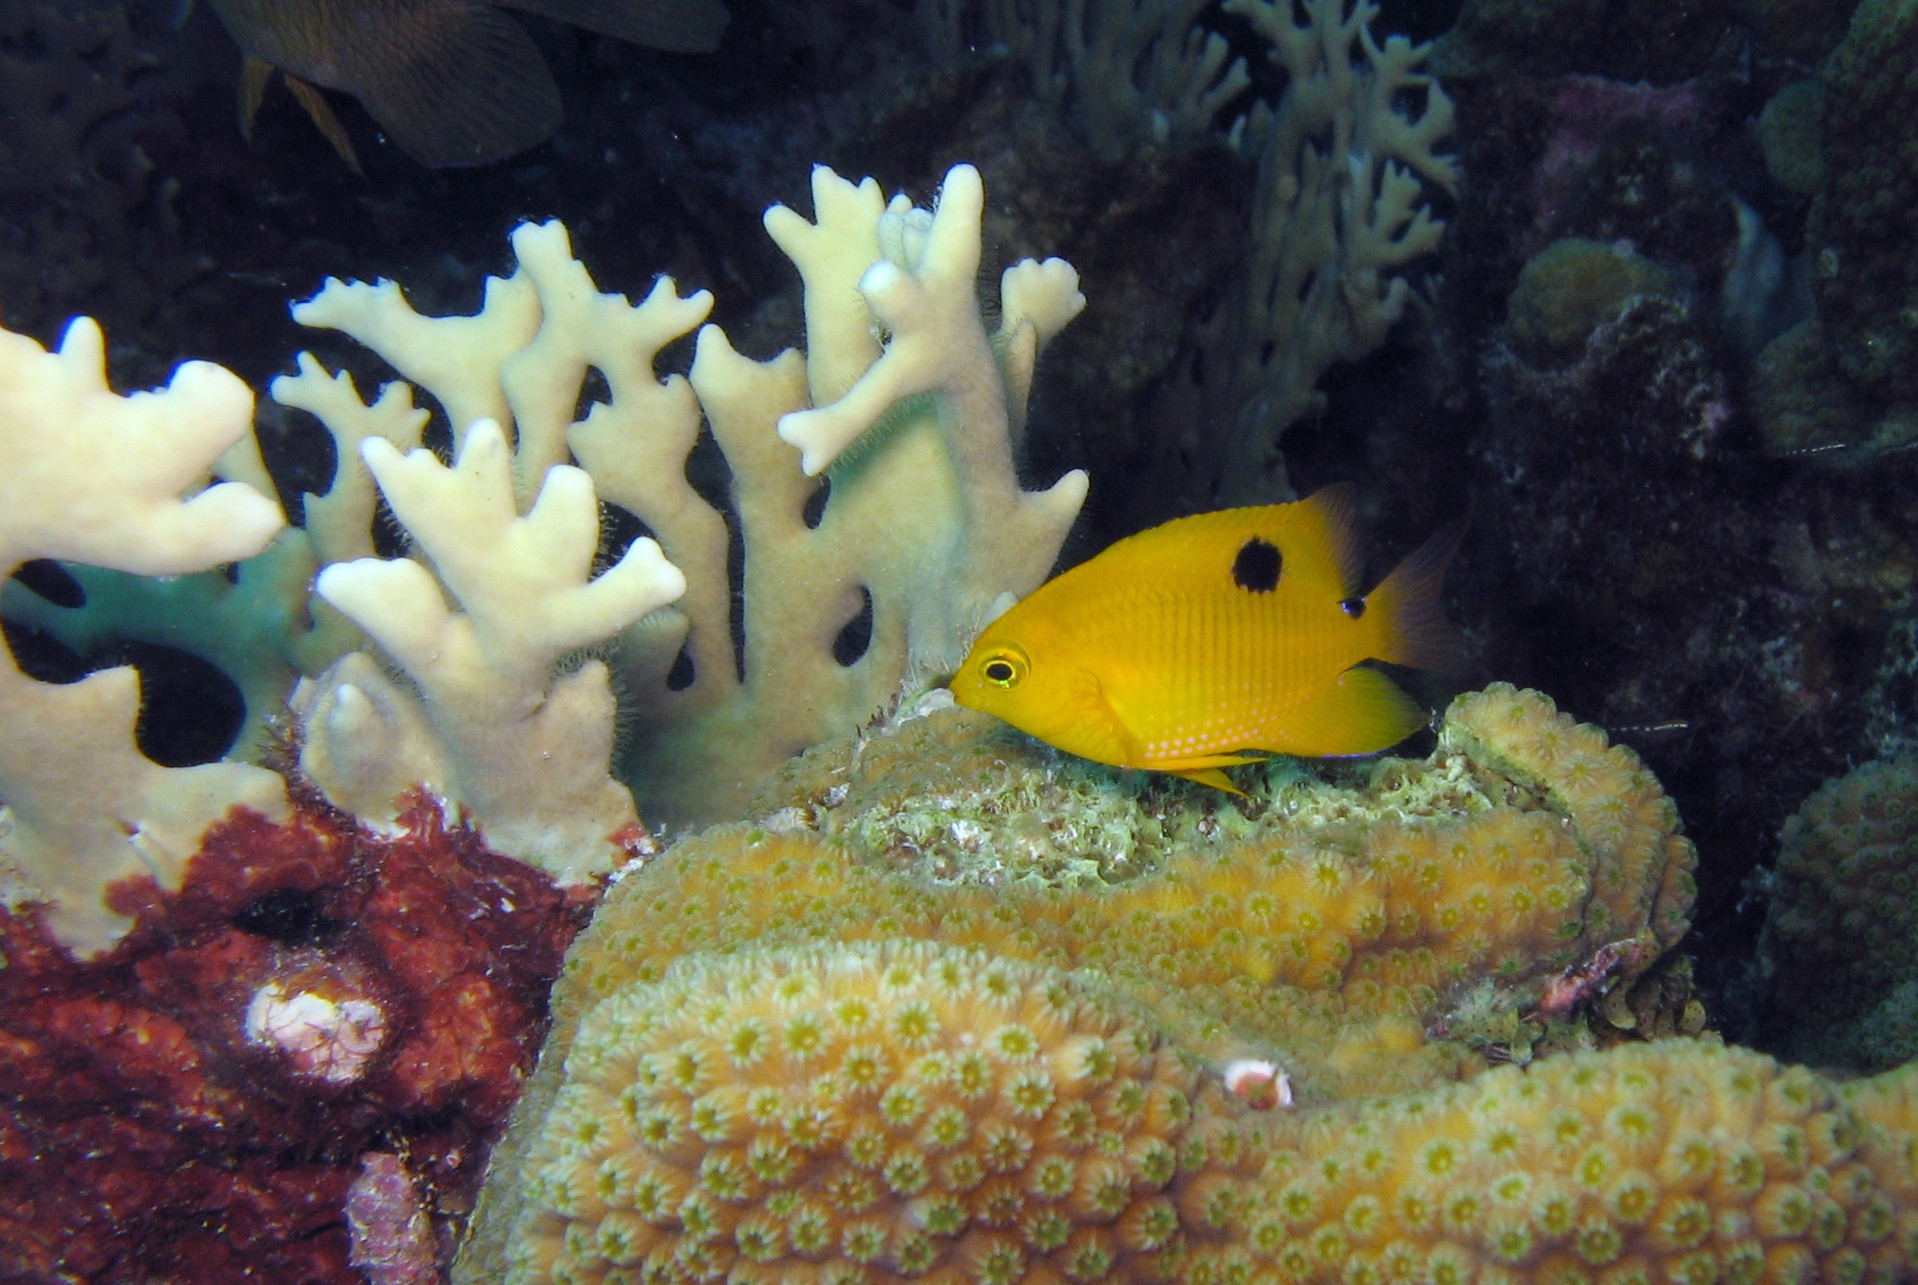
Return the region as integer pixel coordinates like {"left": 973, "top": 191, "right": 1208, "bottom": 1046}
{"left": 282, "top": 75, "right": 363, "bottom": 174}
{"left": 1063, "top": 669, "right": 1150, "bottom": 769}
{"left": 1270, "top": 666, "right": 1428, "bottom": 758}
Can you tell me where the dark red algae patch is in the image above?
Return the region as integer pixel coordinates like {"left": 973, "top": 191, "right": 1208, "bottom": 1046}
{"left": 0, "top": 788, "right": 597, "bottom": 1283}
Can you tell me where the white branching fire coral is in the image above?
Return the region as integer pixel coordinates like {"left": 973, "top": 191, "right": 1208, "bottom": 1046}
{"left": 286, "top": 162, "right": 1088, "bottom": 835}
{"left": 0, "top": 161, "right": 1088, "bottom": 953}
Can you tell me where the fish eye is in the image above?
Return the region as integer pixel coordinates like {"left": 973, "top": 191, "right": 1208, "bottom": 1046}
{"left": 979, "top": 648, "right": 1027, "bottom": 688}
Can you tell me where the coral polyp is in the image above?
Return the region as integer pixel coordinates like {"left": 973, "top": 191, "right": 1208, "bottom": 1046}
{"left": 499, "top": 940, "right": 1223, "bottom": 1285}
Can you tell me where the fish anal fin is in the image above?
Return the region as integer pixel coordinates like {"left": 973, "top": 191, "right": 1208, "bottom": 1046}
{"left": 1269, "top": 666, "right": 1428, "bottom": 758}
{"left": 1150, "top": 751, "right": 1266, "bottom": 797}
{"left": 1169, "top": 767, "right": 1249, "bottom": 796}
{"left": 349, "top": 6, "right": 560, "bottom": 166}
{"left": 239, "top": 56, "right": 273, "bottom": 139}
{"left": 283, "top": 75, "right": 363, "bottom": 174}
{"left": 1150, "top": 751, "right": 1265, "bottom": 772}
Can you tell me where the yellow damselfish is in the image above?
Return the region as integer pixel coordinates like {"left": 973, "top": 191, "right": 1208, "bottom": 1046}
{"left": 951, "top": 485, "right": 1464, "bottom": 792}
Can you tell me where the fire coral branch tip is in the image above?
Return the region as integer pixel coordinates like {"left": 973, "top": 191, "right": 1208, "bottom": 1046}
{"left": 775, "top": 164, "right": 997, "bottom": 477}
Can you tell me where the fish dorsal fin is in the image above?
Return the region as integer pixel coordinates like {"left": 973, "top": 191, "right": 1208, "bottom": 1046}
{"left": 497, "top": 0, "right": 730, "bottom": 53}
{"left": 238, "top": 57, "right": 272, "bottom": 139}
{"left": 1283, "top": 482, "right": 1366, "bottom": 602}
{"left": 237, "top": 57, "right": 362, "bottom": 173}
{"left": 1057, "top": 487, "right": 1365, "bottom": 606}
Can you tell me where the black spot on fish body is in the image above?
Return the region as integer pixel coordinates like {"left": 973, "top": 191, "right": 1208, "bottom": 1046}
{"left": 1341, "top": 598, "right": 1366, "bottom": 619}
{"left": 1232, "top": 538, "right": 1282, "bottom": 593}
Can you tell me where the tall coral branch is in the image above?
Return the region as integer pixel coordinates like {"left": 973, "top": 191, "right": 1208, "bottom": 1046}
{"left": 923, "top": 0, "right": 1251, "bottom": 159}
{"left": 1154, "top": 0, "right": 1457, "bottom": 503}
{"left": 623, "top": 164, "right": 1088, "bottom": 821}
{"left": 296, "top": 420, "right": 685, "bottom": 882}
{"left": 0, "top": 319, "right": 287, "bottom": 955}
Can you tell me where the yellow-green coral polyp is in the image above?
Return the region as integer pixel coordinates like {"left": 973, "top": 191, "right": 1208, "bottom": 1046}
{"left": 502, "top": 940, "right": 1205, "bottom": 1285}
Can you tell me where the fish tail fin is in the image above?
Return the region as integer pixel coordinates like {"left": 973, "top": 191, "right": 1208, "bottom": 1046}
{"left": 1365, "top": 520, "right": 1466, "bottom": 673}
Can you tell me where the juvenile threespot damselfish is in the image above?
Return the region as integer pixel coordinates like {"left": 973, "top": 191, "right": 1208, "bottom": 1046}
{"left": 950, "top": 485, "right": 1464, "bottom": 793}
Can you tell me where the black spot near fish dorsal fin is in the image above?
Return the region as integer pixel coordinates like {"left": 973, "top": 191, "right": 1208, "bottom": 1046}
{"left": 1232, "top": 537, "right": 1282, "bottom": 593}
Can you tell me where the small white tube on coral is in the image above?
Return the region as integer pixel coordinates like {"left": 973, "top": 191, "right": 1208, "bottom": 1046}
{"left": 1221, "top": 1057, "right": 1294, "bottom": 1109}
{"left": 245, "top": 980, "right": 389, "bottom": 1085}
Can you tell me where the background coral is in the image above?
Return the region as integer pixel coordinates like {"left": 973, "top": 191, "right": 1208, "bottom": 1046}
{"left": 1758, "top": 755, "right": 1918, "bottom": 1070}
{"left": 1810, "top": 0, "right": 1918, "bottom": 409}
{"left": 1359, "top": 7, "right": 1918, "bottom": 1028}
